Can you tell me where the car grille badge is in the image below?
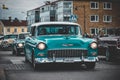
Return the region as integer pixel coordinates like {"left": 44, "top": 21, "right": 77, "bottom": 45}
{"left": 62, "top": 44, "right": 74, "bottom": 47}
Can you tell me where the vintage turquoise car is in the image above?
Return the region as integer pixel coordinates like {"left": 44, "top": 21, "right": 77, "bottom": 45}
{"left": 24, "top": 22, "right": 98, "bottom": 70}
{"left": 12, "top": 32, "right": 29, "bottom": 56}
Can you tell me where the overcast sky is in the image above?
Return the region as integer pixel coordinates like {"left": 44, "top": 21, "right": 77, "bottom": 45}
{"left": 0, "top": 0, "right": 55, "bottom": 20}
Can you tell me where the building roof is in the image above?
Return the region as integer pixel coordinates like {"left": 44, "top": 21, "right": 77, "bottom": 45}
{"left": 1, "top": 19, "right": 27, "bottom": 27}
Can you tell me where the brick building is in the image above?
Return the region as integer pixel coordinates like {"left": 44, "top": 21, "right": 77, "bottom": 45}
{"left": 27, "top": 0, "right": 120, "bottom": 35}
{"left": 73, "top": 0, "right": 120, "bottom": 35}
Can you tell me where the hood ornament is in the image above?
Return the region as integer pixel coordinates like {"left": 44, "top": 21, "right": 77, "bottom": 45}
{"left": 62, "top": 44, "right": 74, "bottom": 47}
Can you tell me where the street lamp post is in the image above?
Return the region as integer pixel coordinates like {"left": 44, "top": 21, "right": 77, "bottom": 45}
{"left": 1, "top": 4, "right": 8, "bottom": 19}
{"left": 0, "top": 4, "right": 8, "bottom": 35}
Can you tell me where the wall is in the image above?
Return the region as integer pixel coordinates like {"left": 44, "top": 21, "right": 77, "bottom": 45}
{"left": 73, "top": 0, "right": 120, "bottom": 34}
{"left": 4, "top": 26, "right": 27, "bottom": 35}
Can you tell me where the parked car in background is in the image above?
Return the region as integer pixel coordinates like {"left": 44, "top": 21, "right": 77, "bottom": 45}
{"left": 0, "top": 36, "right": 4, "bottom": 48}
{"left": 1, "top": 34, "right": 18, "bottom": 49}
{"left": 24, "top": 22, "right": 98, "bottom": 70}
{"left": 98, "top": 28, "right": 120, "bottom": 61}
{"left": 12, "top": 32, "right": 29, "bottom": 56}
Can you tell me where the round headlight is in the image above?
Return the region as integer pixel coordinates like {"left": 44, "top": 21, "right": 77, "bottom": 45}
{"left": 37, "top": 43, "right": 46, "bottom": 50}
{"left": 90, "top": 42, "right": 97, "bottom": 49}
{"left": 18, "top": 43, "right": 23, "bottom": 47}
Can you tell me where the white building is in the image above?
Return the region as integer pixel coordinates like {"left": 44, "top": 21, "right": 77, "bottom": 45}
{"left": 27, "top": 0, "right": 73, "bottom": 29}
{"left": 27, "top": 7, "right": 40, "bottom": 31}
{"left": 55, "top": 0, "right": 73, "bottom": 21}
{"left": 40, "top": 2, "right": 55, "bottom": 22}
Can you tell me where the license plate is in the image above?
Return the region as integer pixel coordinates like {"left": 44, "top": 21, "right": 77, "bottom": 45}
{"left": 64, "top": 58, "right": 74, "bottom": 63}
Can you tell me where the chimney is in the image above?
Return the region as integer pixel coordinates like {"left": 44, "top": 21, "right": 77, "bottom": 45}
{"left": 9, "top": 16, "right": 12, "bottom": 21}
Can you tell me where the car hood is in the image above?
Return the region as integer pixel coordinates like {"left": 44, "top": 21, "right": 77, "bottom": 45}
{"left": 35, "top": 35, "right": 95, "bottom": 49}
{"left": 2, "top": 39, "right": 15, "bottom": 43}
{"left": 16, "top": 39, "right": 25, "bottom": 43}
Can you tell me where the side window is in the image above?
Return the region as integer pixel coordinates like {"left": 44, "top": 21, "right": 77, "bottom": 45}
{"left": 14, "top": 28, "right": 17, "bottom": 33}
{"left": 30, "top": 26, "right": 36, "bottom": 36}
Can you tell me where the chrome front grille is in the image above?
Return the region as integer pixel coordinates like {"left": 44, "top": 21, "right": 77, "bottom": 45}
{"left": 48, "top": 49, "right": 88, "bottom": 58}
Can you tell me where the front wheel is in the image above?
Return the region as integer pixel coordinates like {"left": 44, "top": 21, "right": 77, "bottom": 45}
{"left": 32, "top": 52, "right": 38, "bottom": 70}
{"left": 12, "top": 48, "right": 15, "bottom": 55}
{"left": 106, "top": 47, "right": 114, "bottom": 61}
{"left": 85, "top": 62, "right": 96, "bottom": 70}
{"left": 24, "top": 51, "right": 29, "bottom": 63}
{"left": 14, "top": 46, "right": 20, "bottom": 56}
{"left": 106, "top": 48, "right": 110, "bottom": 61}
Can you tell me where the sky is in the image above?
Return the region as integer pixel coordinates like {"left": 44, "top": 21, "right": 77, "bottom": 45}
{"left": 0, "top": 0, "right": 55, "bottom": 20}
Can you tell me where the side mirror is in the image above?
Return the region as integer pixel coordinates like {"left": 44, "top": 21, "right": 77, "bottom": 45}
{"left": 83, "top": 34, "right": 90, "bottom": 38}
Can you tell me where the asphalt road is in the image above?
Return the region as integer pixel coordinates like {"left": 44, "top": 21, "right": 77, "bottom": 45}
{"left": 0, "top": 50, "right": 120, "bottom": 80}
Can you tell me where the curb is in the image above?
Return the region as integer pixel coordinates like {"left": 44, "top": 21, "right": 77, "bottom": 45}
{"left": 0, "top": 67, "right": 6, "bottom": 80}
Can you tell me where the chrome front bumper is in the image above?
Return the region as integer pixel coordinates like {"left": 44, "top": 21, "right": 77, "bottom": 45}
{"left": 35, "top": 57, "right": 98, "bottom": 64}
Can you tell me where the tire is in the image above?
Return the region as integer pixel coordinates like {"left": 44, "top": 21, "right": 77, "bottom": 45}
{"left": 16, "top": 49, "right": 20, "bottom": 56}
{"left": 106, "top": 48, "right": 110, "bottom": 61}
{"left": 32, "top": 52, "right": 38, "bottom": 70}
{"left": 106, "top": 47, "right": 114, "bottom": 61}
{"left": 85, "top": 62, "right": 96, "bottom": 70}
{"left": 24, "top": 49, "right": 29, "bottom": 63}
{"left": 25, "top": 55, "right": 29, "bottom": 63}
{"left": 12, "top": 48, "right": 16, "bottom": 55}
{"left": 14, "top": 46, "right": 20, "bottom": 56}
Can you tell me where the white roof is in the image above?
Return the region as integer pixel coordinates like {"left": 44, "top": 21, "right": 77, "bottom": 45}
{"left": 31, "top": 22, "right": 80, "bottom": 27}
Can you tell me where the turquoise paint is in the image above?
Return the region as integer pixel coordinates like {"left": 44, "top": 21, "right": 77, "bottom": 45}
{"left": 26, "top": 35, "right": 97, "bottom": 58}
{"left": 24, "top": 22, "right": 98, "bottom": 63}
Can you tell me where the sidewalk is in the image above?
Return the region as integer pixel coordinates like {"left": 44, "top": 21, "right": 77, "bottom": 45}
{"left": 0, "top": 67, "right": 6, "bottom": 80}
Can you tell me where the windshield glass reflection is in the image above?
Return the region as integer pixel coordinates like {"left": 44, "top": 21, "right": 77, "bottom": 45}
{"left": 37, "top": 25, "right": 81, "bottom": 36}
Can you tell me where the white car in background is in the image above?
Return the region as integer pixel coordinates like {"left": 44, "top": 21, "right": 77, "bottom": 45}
{"left": 1, "top": 34, "right": 18, "bottom": 49}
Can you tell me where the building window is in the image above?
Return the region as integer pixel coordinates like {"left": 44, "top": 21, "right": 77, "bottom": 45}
{"left": 14, "top": 28, "right": 17, "bottom": 33}
{"left": 103, "top": 2, "right": 112, "bottom": 10}
{"left": 64, "top": 17, "right": 70, "bottom": 21}
{"left": 103, "top": 15, "right": 112, "bottom": 22}
{"left": 90, "top": 15, "right": 99, "bottom": 22}
{"left": 90, "top": 2, "right": 99, "bottom": 9}
{"left": 90, "top": 28, "right": 99, "bottom": 35}
{"left": 64, "top": 1, "right": 72, "bottom": 8}
{"left": 7, "top": 28, "right": 10, "bottom": 32}
{"left": 21, "top": 28, "right": 24, "bottom": 32}
{"left": 2, "top": 28, "right": 3, "bottom": 32}
{"left": 41, "top": 8, "right": 44, "bottom": 12}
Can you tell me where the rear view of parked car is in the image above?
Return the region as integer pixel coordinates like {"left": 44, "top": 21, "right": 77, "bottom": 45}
{"left": 0, "top": 36, "right": 4, "bottom": 48}
{"left": 12, "top": 32, "right": 29, "bottom": 56}
{"left": 98, "top": 28, "right": 120, "bottom": 61}
{"left": 24, "top": 22, "right": 98, "bottom": 70}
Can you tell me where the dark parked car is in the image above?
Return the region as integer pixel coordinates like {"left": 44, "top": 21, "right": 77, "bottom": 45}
{"left": 12, "top": 32, "right": 29, "bottom": 56}
{"left": 98, "top": 28, "right": 120, "bottom": 61}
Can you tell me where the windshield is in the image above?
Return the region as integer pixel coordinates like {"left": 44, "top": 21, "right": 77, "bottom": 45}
{"left": 107, "top": 28, "right": 120, "bottom": 36}
{"left": 4, "top": 35, "right": 18, "bottom": 39}
{"left": 99, "top": 28, "right": 120, "bottom": 37}
{"left": 19, "top": 33, "right": 29, "bottom": 39}
{"left": 37, "top": 25, "right": 81, "bottom": 36}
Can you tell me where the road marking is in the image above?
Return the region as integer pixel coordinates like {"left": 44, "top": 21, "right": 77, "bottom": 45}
{"left": 5, "top": 64, "right": 32, "bottom": 71}
{"left": 10, "top": 60, "right": 24, "bottom": 64}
